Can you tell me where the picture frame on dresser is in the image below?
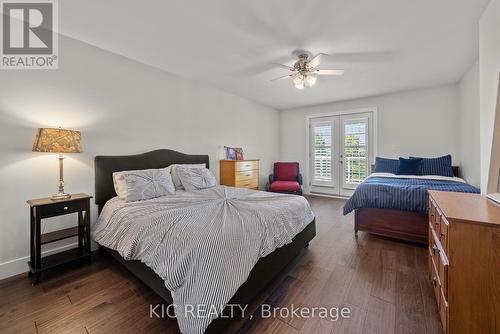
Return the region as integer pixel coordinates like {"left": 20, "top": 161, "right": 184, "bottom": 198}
{"left": 224, "top": 146, "right": 244, "bottom": 160}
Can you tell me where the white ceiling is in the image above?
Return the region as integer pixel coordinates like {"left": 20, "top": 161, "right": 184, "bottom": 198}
{"left": 60, "top": 0, "right": 490, "bottom": 110}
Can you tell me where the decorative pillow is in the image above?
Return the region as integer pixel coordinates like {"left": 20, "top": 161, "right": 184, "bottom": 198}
{"left": 374, "top": 157, "right": 399, "bottom": 174}
{"left": 396, "top": 157, "right": 423, "bottom": 175}
{"left": 112, "top": 172, "right": 128, "bottom": 199}
{"left": 177, "top": 166, "right": 216, "bottom": 191}
{"left": 170, "top": 164, "right": 206, "bottom": 190}
{"left": 411, "top": 155, "right": 454, "bottom": 177}
{"left": 113, "top": 168, "right": 174, "bottom": 201}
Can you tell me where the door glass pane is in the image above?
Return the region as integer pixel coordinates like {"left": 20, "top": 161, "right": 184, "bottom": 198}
{"left": 344, "top": 121, "right": 368, "bottom": 184}
{"left": 313, "top": 124, "right": 332, "bottom": 183}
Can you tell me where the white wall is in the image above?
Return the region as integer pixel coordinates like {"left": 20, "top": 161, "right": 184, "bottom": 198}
{"left": 479, "top": 0, "right": 500, "bottom": 193}
{"left": 0, "top": 36, "right": 280, "bottom": 279}
{"left": 457, "top": 60, "right": 481, "bottom": 187}
{"left": 280, "top": 85, "right": 459, "bottom": 190}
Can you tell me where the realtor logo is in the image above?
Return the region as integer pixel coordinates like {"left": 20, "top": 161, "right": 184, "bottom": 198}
{"left": 1, "top": 0, "right": 58, "bottom": 69}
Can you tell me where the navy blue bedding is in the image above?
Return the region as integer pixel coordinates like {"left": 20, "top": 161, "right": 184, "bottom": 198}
{"left": 343, "top": 176, "right": 480, "bottom": 215}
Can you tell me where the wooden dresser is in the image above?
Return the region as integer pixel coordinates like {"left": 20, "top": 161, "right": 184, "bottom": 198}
{"left": 428, "top": 190, "right": 500, "bottom": 334}
{"left": 219, "top": 160, "right": 259, "bottom": 190}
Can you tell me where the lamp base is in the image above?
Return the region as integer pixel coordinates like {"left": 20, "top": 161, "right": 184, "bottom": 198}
{"left": 51, "top": 192, "right": 71, "bottom": 200}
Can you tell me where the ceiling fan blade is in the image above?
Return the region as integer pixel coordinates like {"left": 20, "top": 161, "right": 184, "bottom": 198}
{"left": 272, "top": 63, "right": 295, "bottom": 71}
{"left": 308, "top": 53, "right": 327, "bottom": 69}
{"left": 313, "top": 69, "right": 345, "bottom": 76}
{"left": 270, "top": 74, "right": 295, "bottom": 82}
{"left": 325, "top": 51, "right": 395, "bottom": 63}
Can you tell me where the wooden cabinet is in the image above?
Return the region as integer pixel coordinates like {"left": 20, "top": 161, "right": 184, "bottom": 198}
{"left": 428, "top": 190, "right": 500, "bottom": 334}
{"left": 219, "top": 160, "right": 259, "bottom": 190}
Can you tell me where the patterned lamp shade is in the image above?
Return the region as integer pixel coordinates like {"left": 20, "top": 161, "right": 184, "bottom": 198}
{"left": 32, "top": 128, "right": 82, "bottom": 153}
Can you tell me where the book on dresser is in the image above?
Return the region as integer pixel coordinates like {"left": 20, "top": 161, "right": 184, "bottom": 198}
{"left": 219, "top": 159, "right": 259, "bottom": 190}
{"left": 428, "top": 190, "right": 500, "bottom": 334}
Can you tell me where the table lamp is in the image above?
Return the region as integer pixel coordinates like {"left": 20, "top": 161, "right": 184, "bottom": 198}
{"left": 32, "top": 128, "right": 82, "bottom": 200}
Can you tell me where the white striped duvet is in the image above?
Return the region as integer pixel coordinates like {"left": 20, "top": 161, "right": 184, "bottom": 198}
{"left": 93, "top": 185, "right": 314, "bottom": 333}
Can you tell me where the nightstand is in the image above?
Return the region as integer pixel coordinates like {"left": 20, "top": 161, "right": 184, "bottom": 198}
{"left": 27, "top": 193, "right": 92, "bottom": 284}
{"left": 219, "top": 160, "right": 259, "bottom": 190}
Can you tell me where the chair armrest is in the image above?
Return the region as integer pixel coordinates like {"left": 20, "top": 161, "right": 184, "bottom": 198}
{"left": 297, "top": 173, "right": 303, "bottom": 185}
{"left": 266, "top": 174, "right": 274, "bottom": 191}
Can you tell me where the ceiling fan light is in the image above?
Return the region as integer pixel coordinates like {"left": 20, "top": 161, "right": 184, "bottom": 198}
{"left": 293, "top": 76, "right": 303, "bottom": 85}
{"left": 294, "top": 81, "right": 305, "bottom": 90}
{"left": 305, "top": 75, "right": 317, "bottom": 87}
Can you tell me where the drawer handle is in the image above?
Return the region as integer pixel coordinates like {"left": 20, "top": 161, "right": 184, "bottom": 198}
{"left": 245, "top": 173, "right": 251, "bottom": 177}
{"left": 433, "top": 276, "right": 438, "bottom": 287}
{"left": 432, "top": 245, "right": 439, "bottom": 256}
{"left": 63, "top": 206, "right": 68, "bottom": 210}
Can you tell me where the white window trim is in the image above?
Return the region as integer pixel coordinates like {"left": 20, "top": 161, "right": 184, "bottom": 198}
{"left": 305, "top": 107, "right": 378, "bottom": 195}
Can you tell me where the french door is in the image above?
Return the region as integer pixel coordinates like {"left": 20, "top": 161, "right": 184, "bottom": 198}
{"left": 309, "top": 111, "right": 373, "bottom": 196}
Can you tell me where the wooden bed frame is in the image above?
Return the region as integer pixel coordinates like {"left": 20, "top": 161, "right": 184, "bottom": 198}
{"left": 354, "top": 165, "right": 460, "bottom": 245}
{"left": 94, "top": 149, "right": 316, "bottom": 333}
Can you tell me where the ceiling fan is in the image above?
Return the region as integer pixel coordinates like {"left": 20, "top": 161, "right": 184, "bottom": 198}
{"left": 270, "top": 50, "right": 344, "bottom": 90}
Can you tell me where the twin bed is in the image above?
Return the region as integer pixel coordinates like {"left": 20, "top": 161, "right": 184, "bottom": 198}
{"left": 93, "top": 149, "right": 316, "bottom": 333}
{"left": 344, "top": 166, "right": 480, "bottom": 244}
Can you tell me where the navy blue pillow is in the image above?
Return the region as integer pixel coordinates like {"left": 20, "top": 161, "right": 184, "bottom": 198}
{"left": 410, "top": 155, "right": 454, "bottom": 177}
{"left": 374, "top": 157, "right": 399, "bottom": 174}
{"left": 397, "top": 157, "right": 423, "bottom": 175}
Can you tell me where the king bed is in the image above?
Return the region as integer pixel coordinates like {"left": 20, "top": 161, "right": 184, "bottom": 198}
{"left": 94, "top": 149, "right": 316, "bottom": 333}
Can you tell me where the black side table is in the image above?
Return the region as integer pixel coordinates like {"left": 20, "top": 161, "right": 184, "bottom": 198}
{"left": 27, "top": 193, "right": 92, "bottom": 284}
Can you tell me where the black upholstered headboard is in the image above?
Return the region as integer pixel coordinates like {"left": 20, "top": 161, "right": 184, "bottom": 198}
{"left": 94, "top": 149, "right": 209, "bottom": 212}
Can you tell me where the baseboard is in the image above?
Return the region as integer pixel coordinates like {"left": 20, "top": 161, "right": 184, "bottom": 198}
{"left": 307, "top": 192, "right": 350, "bottom": 200}
{"left": 0, "top": 242, "right": 78, "bottom": 280}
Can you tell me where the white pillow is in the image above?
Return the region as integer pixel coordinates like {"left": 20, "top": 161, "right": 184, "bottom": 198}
{"left": 177, "top": 166, "right": 216, "bottom": 191}
{"left": 112, "top": 167, "right": 174, "bottom": 201}
{"left": 170, "top": 164, "right": 206, "bottom": 190}
{"left": 112, "top": 171, "right": 128, "bottom": 199}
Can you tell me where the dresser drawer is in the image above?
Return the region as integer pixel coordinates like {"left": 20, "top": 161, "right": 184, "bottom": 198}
{"left": 438, "top": 246, "right": 448, "bottom": 298}
{"left": 429, "top": 225, "right": 440, "bottom": 272}
{"left": 432, "top": 205, "right": 441, "bottom": 236}
{"left": 235, "top": 169, "right": 258, "bottom": 182}
{"left": 235, "top": 160, "right": 258, "bottom": 172}
{"left": 438, "top": 217, "right": 448, "bottom": 252}
{"left": 431, "top": 229, "right": 449, "bottom": 290}
{"left": 439, "top": 288, "right": 448, "bottom": 334}
{"left": 431, "top": 203, "right": 449, "bottom": 251}
{"left": 37, "top": 199, "right": 84, "bottom": 219}
{"left": 429, "top": 199, "right": 438, "bottom": 233}
{"left": 235, "top": 178, "right": 258, "bottom": 189}
{"left": 430, "top": 258, "right": 441, "bottom": 309}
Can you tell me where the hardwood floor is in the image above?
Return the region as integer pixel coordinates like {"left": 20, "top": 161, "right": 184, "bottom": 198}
{"left": 0, "top": 196, "right": 442, "bottom": 334}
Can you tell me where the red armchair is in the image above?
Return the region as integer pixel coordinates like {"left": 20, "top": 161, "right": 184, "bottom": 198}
{"left": 266, "top": 162, "right": 303, "bottom": 195}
